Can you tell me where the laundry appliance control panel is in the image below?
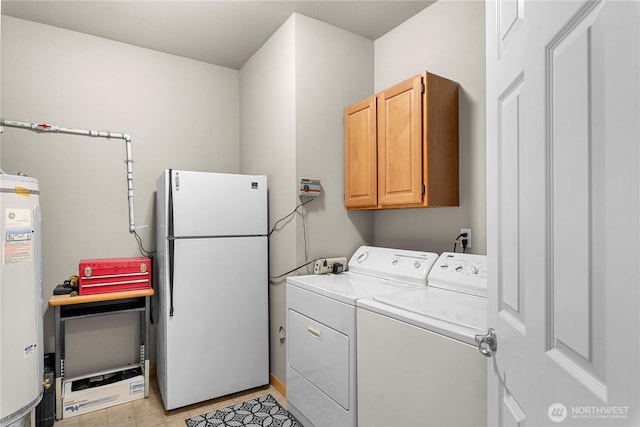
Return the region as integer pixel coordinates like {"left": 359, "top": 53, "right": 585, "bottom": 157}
{"left": 427, "top": 252, "right": 487, "bottom": 297}
{"left": 348, "top": 246, "right": 439, "bottom": 287}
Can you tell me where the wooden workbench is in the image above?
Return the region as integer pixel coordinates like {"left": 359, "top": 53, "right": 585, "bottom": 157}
{"left": 49, "top": 288, "right": 154, "bottom": 419}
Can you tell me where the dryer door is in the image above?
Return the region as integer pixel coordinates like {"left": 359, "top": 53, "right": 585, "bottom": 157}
{"left": 288, "top": 309, "right": 350, "bottom": 409}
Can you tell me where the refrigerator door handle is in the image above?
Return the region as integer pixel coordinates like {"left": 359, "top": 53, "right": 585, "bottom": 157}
{"left": 168, "top": 239, "right": 175, "bottom": 317}
{"left": 168, "top": 169, "right": 175, "bottom": 317}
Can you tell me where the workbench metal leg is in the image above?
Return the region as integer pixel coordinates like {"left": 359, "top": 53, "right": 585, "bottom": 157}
{"left": 54, "top": 305, "right": 64, "bottom": 420}
{"left": 141, "top": 295, "right": 150, "bottom": 398}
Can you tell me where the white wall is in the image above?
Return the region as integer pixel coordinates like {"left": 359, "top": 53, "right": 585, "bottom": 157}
{"left": 239, "top": 15, "right": 297, "bottom": 385}
{"left": 294, "top": 14, "right": 374, "bottom": 267}
{"left": 241, "top": 13, "right": 374, "bottom": 383}
{"left": 1, "top": 16, "right": 240, "bottom": 376}
{"left": 373, "top": 0, "right": 486, "bottom": 255}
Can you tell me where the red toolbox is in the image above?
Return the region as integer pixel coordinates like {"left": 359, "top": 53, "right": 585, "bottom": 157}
{"left": 79, "top": 257, "right": 151, "bottom": 295}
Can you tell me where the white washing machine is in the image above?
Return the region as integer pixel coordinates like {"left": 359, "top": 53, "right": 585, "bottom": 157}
{"left": 356, "top": 252, "right": 488, "bottom": 427}
{"left": 286, "top": 246, "right": 439, "bottom": 427}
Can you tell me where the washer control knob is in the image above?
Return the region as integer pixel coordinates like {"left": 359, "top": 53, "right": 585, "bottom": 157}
{"left": 440, "top": 263, "right": 448, "bottom": 269}
{"left": 455, "top": 265, "right": 464, "bottom": 272}
{"left": 471, "top": 265, "right": 479, "bottom": 274}
{"left": 356, "top": 252, "right": 369, "bottom": 263}
{"left": 414, "top": 261, "right": 421, "bottom": 269}
{"left": 392, "top": 257, "right": 399, "bottom": 265}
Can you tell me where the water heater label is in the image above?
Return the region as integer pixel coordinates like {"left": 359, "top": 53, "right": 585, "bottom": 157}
{"left": 3, "top": 208, "right": 32, "bottom": 265}
{"left": 14, "top": 185, "right": 31, "bottom": 197}
{"left": 24, "top": 343, "right": 36, "bottom": 358}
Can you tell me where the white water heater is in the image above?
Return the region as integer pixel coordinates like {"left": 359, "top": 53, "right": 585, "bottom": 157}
{"left": 0, "top": 173, "right": 44, "bottom": 427}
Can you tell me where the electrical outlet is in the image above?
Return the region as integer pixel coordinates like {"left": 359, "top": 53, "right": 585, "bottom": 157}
{"left": 460, "top": 228, "right": 472, "bottom": 249}
{"left": 314, "top": 257, "right": 348, "bottom": 274}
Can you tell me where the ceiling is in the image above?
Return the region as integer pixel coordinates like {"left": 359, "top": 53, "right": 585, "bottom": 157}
{"left": 1, "top": 1, "right": 435, "bottom": 69}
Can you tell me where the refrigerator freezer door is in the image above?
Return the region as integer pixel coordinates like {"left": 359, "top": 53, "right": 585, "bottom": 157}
{"left": 157, "top": 236, "right": 269, "bottom": 410}
{"left": 168, "top": 170, "right": 267, "bottom": 237}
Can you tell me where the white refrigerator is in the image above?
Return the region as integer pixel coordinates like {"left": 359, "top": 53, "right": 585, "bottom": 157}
{"left": 155, "top": 170, "right": 269, "bottom": 410}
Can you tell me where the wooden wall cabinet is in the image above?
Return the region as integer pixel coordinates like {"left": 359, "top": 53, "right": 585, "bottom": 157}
{"left": 344, "top": 96, "right": 377, "bottom": 208}
{"left": 344, "top": 72, "right": 459, "bottom": 210}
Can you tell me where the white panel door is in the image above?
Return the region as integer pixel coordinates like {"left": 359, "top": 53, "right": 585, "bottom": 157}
{"left": 486, "top": 1, "right": 639, "bottom": 425}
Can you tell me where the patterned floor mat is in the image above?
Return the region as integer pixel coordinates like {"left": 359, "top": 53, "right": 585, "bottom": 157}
{"left": 185, "top": 394, "right": 299, "bottom": 427}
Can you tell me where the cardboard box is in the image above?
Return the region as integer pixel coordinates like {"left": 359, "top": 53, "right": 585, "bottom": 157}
{"left": 62, "top": 368, "right": 144, "bottom": 418}
{"left": 79, "top": 257, "right": 151, "bottom": 295}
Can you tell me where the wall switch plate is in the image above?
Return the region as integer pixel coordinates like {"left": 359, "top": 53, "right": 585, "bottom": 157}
{"left": 460, "top": 228, "right": 472, "bottom": 249}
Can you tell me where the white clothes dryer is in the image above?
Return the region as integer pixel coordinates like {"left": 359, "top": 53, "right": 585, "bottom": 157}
{"left": 356, "top": 252, "right": 488, "bottom": 427}
{"left": 286, "top": 246, "right": 439, "bottom": 427}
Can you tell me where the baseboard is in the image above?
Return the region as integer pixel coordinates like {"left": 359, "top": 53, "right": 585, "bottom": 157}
{"left": 270, "top": 373, "right": 286, "bottom": 397}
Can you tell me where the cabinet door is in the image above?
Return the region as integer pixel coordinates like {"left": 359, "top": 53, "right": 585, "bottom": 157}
{"left": 377, "top": 75, "right": 423, "bottom": 206}
{"left": 344, "top": 96, "right": 377, "bottom": 208}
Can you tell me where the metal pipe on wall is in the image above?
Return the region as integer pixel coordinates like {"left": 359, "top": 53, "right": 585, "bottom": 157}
{"left": 0, "top": 118, "right": 136, "bottom": 233}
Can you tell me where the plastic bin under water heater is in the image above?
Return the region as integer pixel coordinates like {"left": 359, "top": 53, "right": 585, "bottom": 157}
{"left": 0, "top": 173, "right": 44, "bottom": 427}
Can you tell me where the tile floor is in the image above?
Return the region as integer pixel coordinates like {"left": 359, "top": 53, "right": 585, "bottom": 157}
{"left": 53, "top": 376, "right": 286, "bottom": 427}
